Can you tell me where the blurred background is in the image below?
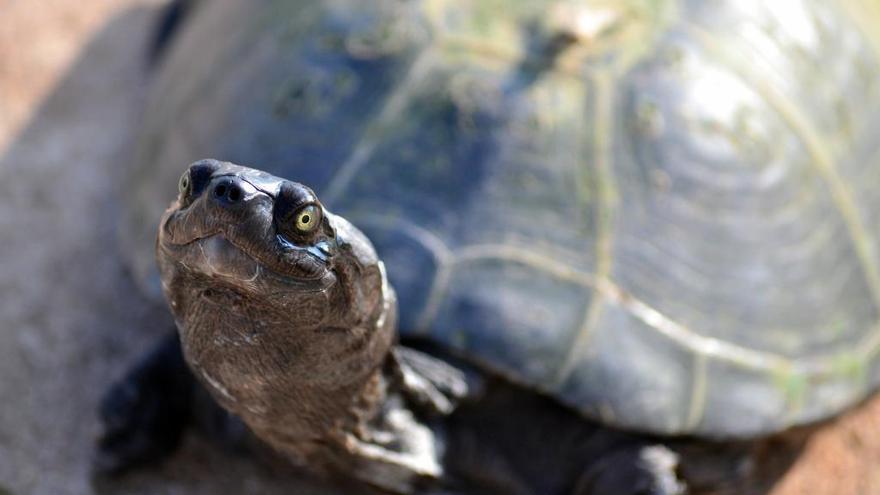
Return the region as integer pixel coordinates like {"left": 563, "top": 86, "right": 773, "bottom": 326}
{"left": 0, "top": 1, "right": 879, "bottom": 494}
{"left": 0, "top": 1, "right": 366, "bottom": 494}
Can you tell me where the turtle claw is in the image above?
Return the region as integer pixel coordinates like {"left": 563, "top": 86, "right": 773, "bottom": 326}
{"left": 390, "top": 347, "right": 473, "bottom": 416}
{"left": 93, "top": 334, "right": 193, "bottom": 475}
{"left": 345, "top": 405, "right": 444, "bottom": 495}
{"left": 573, "top": 444, "right": 685, "bottom": 495}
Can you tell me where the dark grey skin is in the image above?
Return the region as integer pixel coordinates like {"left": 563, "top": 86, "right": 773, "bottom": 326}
{"left": 96, "top": 160, "right": 803, "bottom": 494}
{"left": 157, "top": 159, "right": 446, "bottom": 492}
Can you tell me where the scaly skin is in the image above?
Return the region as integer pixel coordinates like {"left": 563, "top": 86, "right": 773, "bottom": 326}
{"left": 152, "top": 159, "right": 465, "bottom": 493}
{"left": 101, "top": 159, "right": 772, "bottom": 495}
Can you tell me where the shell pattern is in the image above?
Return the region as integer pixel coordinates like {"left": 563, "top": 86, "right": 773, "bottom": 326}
{"left": 127, "top": 0, "right": 880, "bottom": 437}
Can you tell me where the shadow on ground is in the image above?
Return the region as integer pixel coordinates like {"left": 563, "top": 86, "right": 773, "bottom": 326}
{"left": 0, "top": 6, "right": 372, "bottom": 495}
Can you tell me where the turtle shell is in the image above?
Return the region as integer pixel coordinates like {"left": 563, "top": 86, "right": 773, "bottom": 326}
{"left": 125, "top": 0, "right": 880, "bottom": 438}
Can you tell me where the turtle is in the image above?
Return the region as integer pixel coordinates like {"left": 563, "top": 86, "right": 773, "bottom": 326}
{"left": 95, "top": 0, "right": 880, "bottom": 493}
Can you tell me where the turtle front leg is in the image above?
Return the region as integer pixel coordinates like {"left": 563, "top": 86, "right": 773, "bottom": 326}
{"left": 339, "top": 346, "right": 474, "bottom": 494}
{"left": 343, "top": 402, "right": 444, "bottom": 494}
{"left": 388, "top": 346, "right": 474, "bottom": 415}
{"left": 94, "top": 332, "right": 194, "bottom": 475}
{"left": 572, "top": 444, "right": 684, "bottom": 495}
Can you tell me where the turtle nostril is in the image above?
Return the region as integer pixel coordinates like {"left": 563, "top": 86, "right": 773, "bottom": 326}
{"left": 214, "top": 183, "right": 228, "bottom": 198}
{"left": 227, "top": 184, "right": 242, "bottom": 202}
{"left": 211, "top": 179, "right": 244, "bottom": 206}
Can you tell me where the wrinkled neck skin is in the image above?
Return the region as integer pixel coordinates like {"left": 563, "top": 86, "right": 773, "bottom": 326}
{"left": 157, "top": 209, "right": 397, "bottom": 470}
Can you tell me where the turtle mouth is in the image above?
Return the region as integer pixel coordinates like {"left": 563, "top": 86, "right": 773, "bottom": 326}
{"left": 194, "top": 234, "right": 263, "bottom": 282}
{"left": 158, "top": 202, "right": 219, "bottom": 247}
{"left": 160, "top": 232, "right": 335, "bottom": 292}
{"left": 158, "top": 232, "right": 261, "bottom": 281}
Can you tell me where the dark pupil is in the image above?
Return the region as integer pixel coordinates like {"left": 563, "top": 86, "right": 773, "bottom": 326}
{"left": 301, "top": 214, "right": 311, "bottom": 224}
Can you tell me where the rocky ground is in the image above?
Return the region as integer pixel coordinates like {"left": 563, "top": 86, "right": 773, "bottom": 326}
{"left": 0, "top": 1, "right": 877, "bottom": 494}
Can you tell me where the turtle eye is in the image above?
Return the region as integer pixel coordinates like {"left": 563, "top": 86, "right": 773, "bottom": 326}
{"left": 178, "top": 170, "right": 191, "bottom": 196}
{"left": 294, "top": 205, "right": 320, "bottom": 233}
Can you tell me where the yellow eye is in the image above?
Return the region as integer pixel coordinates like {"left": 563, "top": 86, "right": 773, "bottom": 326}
{"left": 178, "top": 171, "right": 191, "bottom": 195}
{"left": 295, "top": 205, "right": 319, "bottom": 232}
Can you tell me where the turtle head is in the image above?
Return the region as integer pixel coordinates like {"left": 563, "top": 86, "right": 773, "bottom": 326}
{"left": 155, "top": 159, "right": 394, "bottom": 429}
{"left": 159, "top": 159, "right": 341, "bottom": 287}
{"left": 157, "top": 158, "right": 391, "bottom": 330}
